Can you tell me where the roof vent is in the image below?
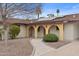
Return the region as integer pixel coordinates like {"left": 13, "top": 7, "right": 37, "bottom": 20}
{"left": 63, "top": 20, "right": 68, "bottom": 23}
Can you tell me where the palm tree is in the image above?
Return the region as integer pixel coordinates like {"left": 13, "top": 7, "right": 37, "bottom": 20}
{"left": 35, "top": 4, "right": 42, "bottom": 19}
{"left": 56, "top": 9, "right": 60, "bottom": 17}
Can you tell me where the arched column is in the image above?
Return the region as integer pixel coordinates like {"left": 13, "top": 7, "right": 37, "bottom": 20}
{"left": 34, "top": 26, "right": 38, "bottom": 38}
{"left": 48, "top": 25, "right": 59, "bottom": 37}
{"left": 26, "top": 25, "right": 38, "bottom": 38}
{"left": 37, "top": 26, "right": 45, "bottom": 38}
{"left": 29, "top": 26, "right": 35, "bottom": 38}
{"left": 57, "top": 24, "right": 64, "bottom": 41}
{"left": 26, "top": 25, "right": 35, "bottom": 38}
{"left": 44, "top": 25, "right": 51, "bottom": 35}
{"left": 26, "top": 23, "right": 63, "bottom": 40}
{"left": 45, "top": 28, "right": 49, "bottom": 35}
{"left": 46, "top": 24, "right": 64, "bottom": 41}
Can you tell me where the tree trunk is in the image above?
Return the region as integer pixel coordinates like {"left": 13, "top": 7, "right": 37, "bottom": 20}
{"left": 57, "top": 13, "right": 59, "bottom": 17}
{"left": 1, "top": 32, "right": 4, "bottom": 40}
{"left": 1, "top": 15, "right": 10, "bottom": 46}
{"left": 3, "top": 25, "right": 9, "bottom": 46}
{"left": 38, "top": 13, "right": 39, "bottom": 19}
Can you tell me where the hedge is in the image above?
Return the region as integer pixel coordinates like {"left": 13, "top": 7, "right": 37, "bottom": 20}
{"left": 43, "top": 34, "right": 59, "bottom": 42}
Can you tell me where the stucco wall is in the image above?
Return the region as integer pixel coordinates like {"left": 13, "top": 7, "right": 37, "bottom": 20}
{"left": 64, "top": 22, "right": 79, "bottom": 40}
{"left": 49, "top": 27, "right": 59, "bottom": 38}
{"left": 37, "top": 27, "right": 45, "bottom": 38}
{"left": 64, "top": 23, "right": 75, "bottom": 40}
{"left": 17, "top": 25, "right": 27, "bottom": 38}
{"left": 73, "top": 23, "right": 79, "bottom": 40}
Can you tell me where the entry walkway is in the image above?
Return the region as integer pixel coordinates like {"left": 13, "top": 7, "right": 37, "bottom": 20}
{"left": 31, "top": 39, "right": 55, "bottom": 56}
{"left": 31, "top": 39, "right": 79, "bottom": 56}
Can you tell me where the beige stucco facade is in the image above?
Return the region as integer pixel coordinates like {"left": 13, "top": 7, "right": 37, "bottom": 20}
{"left": 25, "top": 23, "right": 64, "bottom": 40}
{"left": 3, "top": 20, "right": 77, "bottom": 41}
{"left": 64, "top": 22, "right": 79, "bottom": 40}
{"left": 1, "top": 14, "right": 79, "bottom": 41}
{"left": 11, "top": 14, "right": 79, "bottom": 41}
{"left": 17, "top": 25, "right": 27, "bottom": 38}
{"left": 16, "top": 21, "right": 79, "bottom": 41}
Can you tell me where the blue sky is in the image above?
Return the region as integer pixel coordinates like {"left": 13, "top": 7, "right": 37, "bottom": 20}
{"left": 15, "top": 3, "right": 79, "bottom": 19}
{"left": 41, "top": 3, "right": 79, "bottom": 17}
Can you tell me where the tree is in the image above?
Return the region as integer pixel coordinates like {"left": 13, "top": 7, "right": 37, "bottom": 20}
{"left": 40, "top": 17, "right": 45, "bottom": 18}
{"left": 47, "top": 14, "right": 54, "bottom": 18}
{"left": 25, "top": 18, "right": 30, "bottom": 20}
{"left": 56, "top": 9, "right": 60, "bottom": 17}
{"left": 0, "top": 3, "right": 39, "bottom": 45}
{"left": 35, "top": 4, "right": 42, "bottom": 19}
{"left": 9, "top": 25, "right": 20, "bottom": 39}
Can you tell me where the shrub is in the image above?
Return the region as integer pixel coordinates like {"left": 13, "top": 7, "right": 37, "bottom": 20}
{"left": 43, "top": 34, "right": 59, "bottom": 42}
{"left": 9, "top": 25, "right": 20, "bottom": 39}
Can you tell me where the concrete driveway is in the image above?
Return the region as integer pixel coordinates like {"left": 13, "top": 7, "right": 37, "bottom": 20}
{"left": 0, "top": 39, "right": 33, "bottom": 56}
{"left": 31, "top": 39, "right": 79, "bottom": 56}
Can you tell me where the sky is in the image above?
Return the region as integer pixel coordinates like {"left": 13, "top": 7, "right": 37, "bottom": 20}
{"left": 41, "top": 3, "right": 79, "bottom": 17}
{"left": 14, "top": 3, "right": 79, "bottom": 19}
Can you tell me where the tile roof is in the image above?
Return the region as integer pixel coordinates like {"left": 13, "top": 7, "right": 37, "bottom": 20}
{"left": 28, "top": 13, "right": 79, "bottom": 25}
{"left": 0, "top": 13, "right": 79, "bottom": 25}
{"left": 0, "top": 18, "right": 33, "bottom": 25}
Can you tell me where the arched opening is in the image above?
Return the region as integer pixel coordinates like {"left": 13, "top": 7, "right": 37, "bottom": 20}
{"left": 48, "top": 25, "right": 59, "bottom": 38}
{"left": 37, "top": 26, "right": 45, "bottom": 38}
{"left": 29, "top": 26, "right": 35, "bottom": 38}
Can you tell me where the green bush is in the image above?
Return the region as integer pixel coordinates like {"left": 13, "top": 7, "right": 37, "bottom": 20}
{"left": 43, "top": 34, "right": 59, "bottom": 42}
{"left": 9, "top": 25, "right": 20, "bottom": 39}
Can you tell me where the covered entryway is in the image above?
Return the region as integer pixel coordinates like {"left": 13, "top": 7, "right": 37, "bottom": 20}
{"left": 27, "top": 23, "right": 63, "bottom": 40}
{"left": 37, "top": 26, "right": 45, "bottom": 38}
{"left": 48, "top": 25, "right": 59, "bottom": 38}
{"left": 29, "top": 26, "right": 35, "bottom": 38}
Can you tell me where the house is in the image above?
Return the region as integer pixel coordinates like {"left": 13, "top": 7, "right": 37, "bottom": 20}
{"left": 24, "top": 13, "right": 79, "bottom": 41}
{"left": 0, "top": 14, "right": 79, "bottom": 41}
